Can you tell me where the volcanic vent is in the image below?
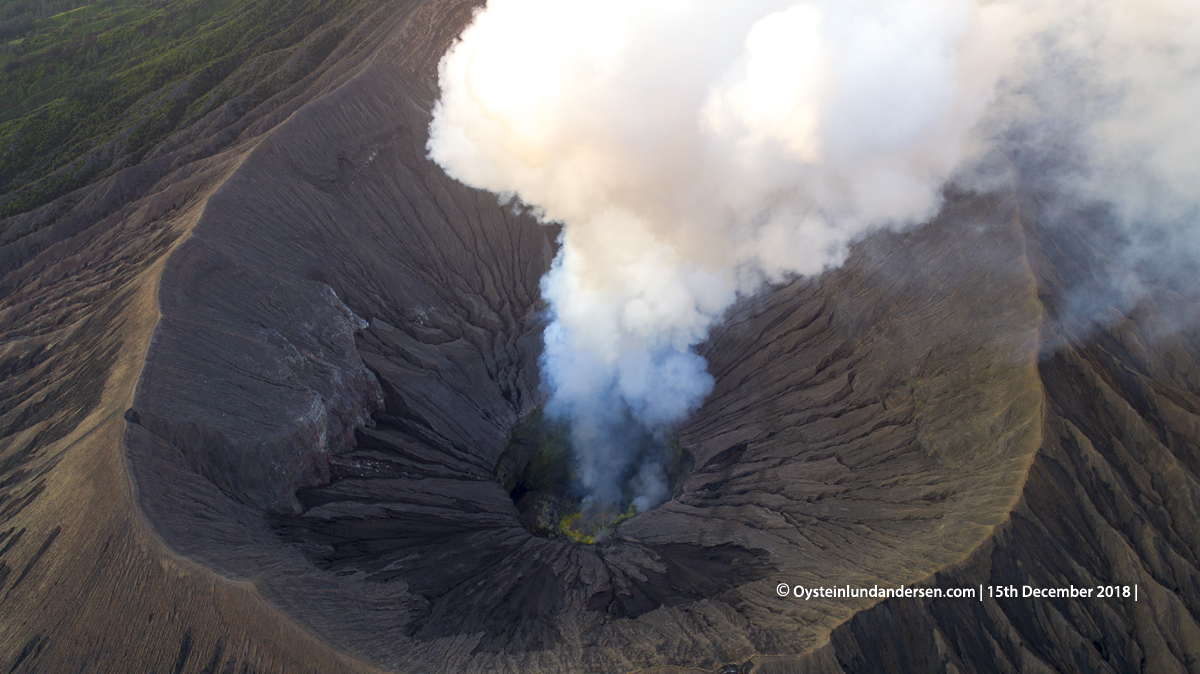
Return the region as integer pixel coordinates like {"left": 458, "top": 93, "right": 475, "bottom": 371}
{"left": 493, "top": 409, "right": 690, "bottom": 543}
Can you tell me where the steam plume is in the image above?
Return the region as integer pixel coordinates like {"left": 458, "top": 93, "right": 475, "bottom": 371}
{"left": 428, "top": 0, "right": 1199, "bottom": 509}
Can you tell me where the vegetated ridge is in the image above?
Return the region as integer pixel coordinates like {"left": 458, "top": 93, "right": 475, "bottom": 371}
{"left": 0, "top": 0, "right": 376, "bottom": 240}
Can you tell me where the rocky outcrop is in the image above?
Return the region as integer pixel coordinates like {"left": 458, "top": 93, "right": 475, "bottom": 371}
{"left": 133, "top": 256, "right": 384, "bottom": 514}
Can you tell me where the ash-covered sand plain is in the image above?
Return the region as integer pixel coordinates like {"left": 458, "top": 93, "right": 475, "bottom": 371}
{"left": 2, "top": 0, "right": 1199, "bottom": 673}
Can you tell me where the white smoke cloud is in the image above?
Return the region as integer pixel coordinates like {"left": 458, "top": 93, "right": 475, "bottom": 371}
{"left": 427, "top": 0, "right": 1199, "bottom": 510}
{"left": 960, "top": 0, "right": 1200, "bottom": 340}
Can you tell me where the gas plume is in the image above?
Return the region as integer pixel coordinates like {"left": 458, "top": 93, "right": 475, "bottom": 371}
{"left": 962, "top": 0, "right": 1200, "bottom": 344}
{"left": 428, "top": 0, "right": 1199, "bottom": 510}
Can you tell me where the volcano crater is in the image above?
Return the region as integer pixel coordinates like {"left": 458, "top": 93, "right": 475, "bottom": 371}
{"left": 122, "top": 16, "right": 1045, "bottom": 674}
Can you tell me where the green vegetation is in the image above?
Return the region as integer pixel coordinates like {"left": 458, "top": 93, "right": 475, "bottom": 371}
{"left": 0, "top": 0, "right": 369, "bottom": 234}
